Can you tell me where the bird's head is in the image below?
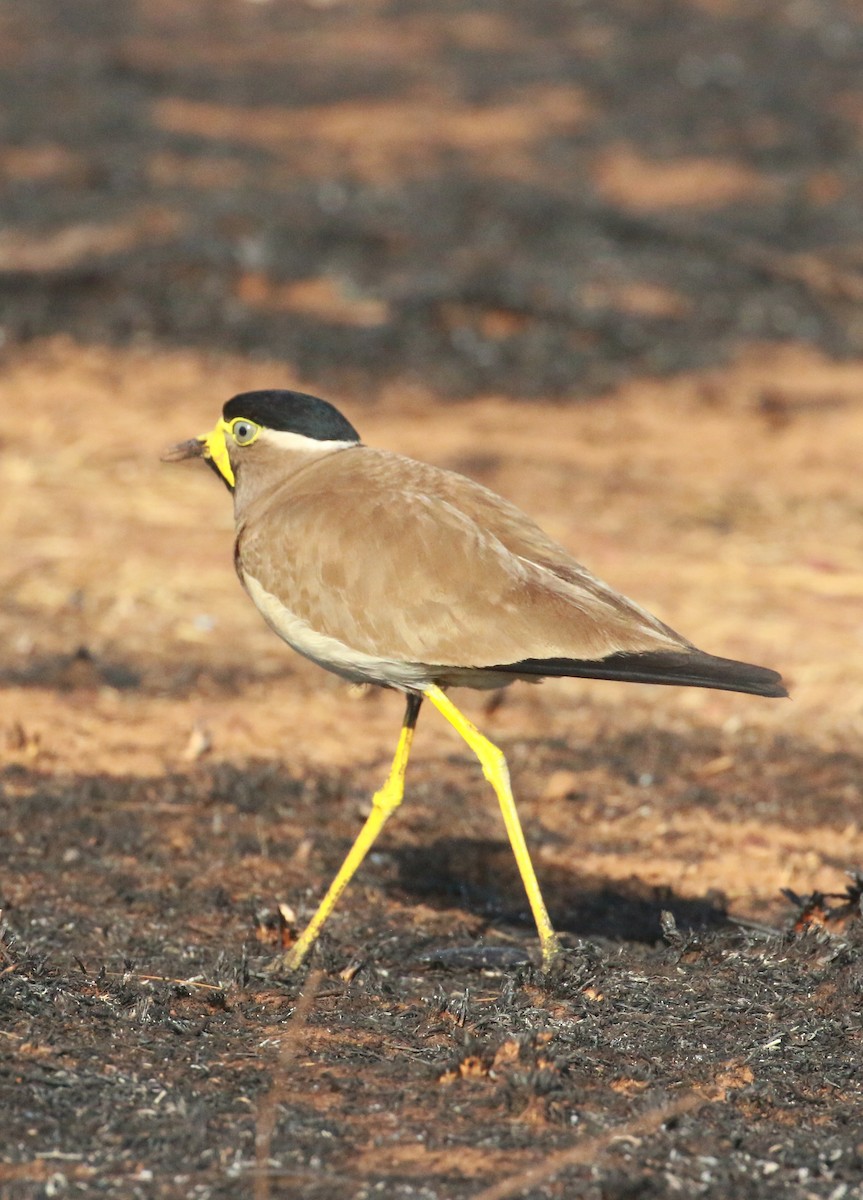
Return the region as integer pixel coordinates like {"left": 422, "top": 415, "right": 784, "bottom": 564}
{"left": 162, "top": 389, "right": 361, "bottom": 491}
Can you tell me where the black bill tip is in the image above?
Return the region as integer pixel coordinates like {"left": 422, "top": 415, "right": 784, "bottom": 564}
{"left": 161, "top": 438, "right": 205, "bottom": 463}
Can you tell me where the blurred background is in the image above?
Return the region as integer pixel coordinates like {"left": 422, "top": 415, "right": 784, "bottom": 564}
{"left": 4, "top": 0, "right": 863, "bottom": 394}
{"left": 2, "top": 0, "right": 860, "bottom": 734}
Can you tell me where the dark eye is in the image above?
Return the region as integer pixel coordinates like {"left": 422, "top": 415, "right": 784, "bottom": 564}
{"left": 232, "top": 420, "right": 258, "bottom": 446}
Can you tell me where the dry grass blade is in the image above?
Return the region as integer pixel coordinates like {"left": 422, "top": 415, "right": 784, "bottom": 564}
{"left": 254, "top": 970, "right": 323, "bottom": 1200}
{"left": 472, "top": 1090, "right": 706, "bottom": 1200}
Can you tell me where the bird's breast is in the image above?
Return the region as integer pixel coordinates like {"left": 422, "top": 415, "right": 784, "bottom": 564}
{"left": 241, "top": 570, "right": 432, "bottom": 689}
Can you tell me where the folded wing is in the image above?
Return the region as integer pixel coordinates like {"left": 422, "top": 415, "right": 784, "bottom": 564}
{"left": 236, "top": 448, "right": 786, "bottom": 697}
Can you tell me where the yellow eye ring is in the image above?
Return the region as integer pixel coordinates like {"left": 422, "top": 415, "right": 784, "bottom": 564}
{"left": 230, "top": 418, "right": 260, "bottom": 447}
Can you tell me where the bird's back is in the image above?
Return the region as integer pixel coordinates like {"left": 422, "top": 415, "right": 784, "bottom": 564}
{"left": 234, "top": 447, "right": 690, "bottom": 675}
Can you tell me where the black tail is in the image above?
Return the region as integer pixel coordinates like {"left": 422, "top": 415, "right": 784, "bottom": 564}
{"left": 494, "top": 648, "right": 788, "bottom": 698}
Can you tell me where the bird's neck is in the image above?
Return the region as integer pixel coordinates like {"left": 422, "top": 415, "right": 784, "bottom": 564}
{"left": 231, "top": 444, "right": 354, "bottom": 522}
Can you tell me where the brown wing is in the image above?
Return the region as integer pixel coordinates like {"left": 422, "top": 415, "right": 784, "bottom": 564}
{"left": 236, "top": 447, "right": 686, "bottom": 667}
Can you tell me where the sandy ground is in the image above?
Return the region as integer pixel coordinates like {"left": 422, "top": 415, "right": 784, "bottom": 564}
{"left": 4, "top": 335, "right": 863, "bottom": 1200}
{"left": 3, "top": 334, "right": 861, "bottom": 914}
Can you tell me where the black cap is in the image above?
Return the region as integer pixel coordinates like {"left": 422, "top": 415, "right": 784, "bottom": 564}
{"left": 223, "top": 390, "right": 361, "bottom": 443}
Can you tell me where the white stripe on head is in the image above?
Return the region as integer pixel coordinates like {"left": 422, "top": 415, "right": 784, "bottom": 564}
{"left": 258, "top": 427, "right": 360, "bottom": 455}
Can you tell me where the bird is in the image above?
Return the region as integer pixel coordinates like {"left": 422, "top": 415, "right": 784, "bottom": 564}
{"left": 164, "top": 388, "right": 787, "bottom": 971}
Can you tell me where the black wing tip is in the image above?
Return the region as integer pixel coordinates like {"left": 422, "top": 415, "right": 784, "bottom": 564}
{"left": 493, "top": 649, "right": 789, "bottom": 699}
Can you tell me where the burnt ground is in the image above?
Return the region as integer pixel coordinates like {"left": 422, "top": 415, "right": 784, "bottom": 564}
{"left": 2, "top": 0, "right": 863, "bottom": 1196}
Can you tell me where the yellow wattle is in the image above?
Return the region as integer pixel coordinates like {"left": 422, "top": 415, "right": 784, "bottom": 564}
{"left": 200, "top": 418, "right": 235, "bottom": 487}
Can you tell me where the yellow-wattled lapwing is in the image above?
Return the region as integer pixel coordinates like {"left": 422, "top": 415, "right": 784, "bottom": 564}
{"left": 164, "top": 390, "right": 786, "bottom": 970}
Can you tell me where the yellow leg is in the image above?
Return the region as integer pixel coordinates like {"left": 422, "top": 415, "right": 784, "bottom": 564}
{"left": 424, "top": 684, "right": 562, "bottom": 970}
{"left": 270, "top": 693, "right": 422, "bottom": 972}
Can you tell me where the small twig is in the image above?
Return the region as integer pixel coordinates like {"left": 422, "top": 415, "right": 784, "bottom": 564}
{"left": 255, "top": 970, "right": 322, "bottom": 1200}
{"left": 90, "top": 970, "right": 227, "bottom": 993}
{"left": 472, "top": 1089, "right": 706, "bottom": 1200}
